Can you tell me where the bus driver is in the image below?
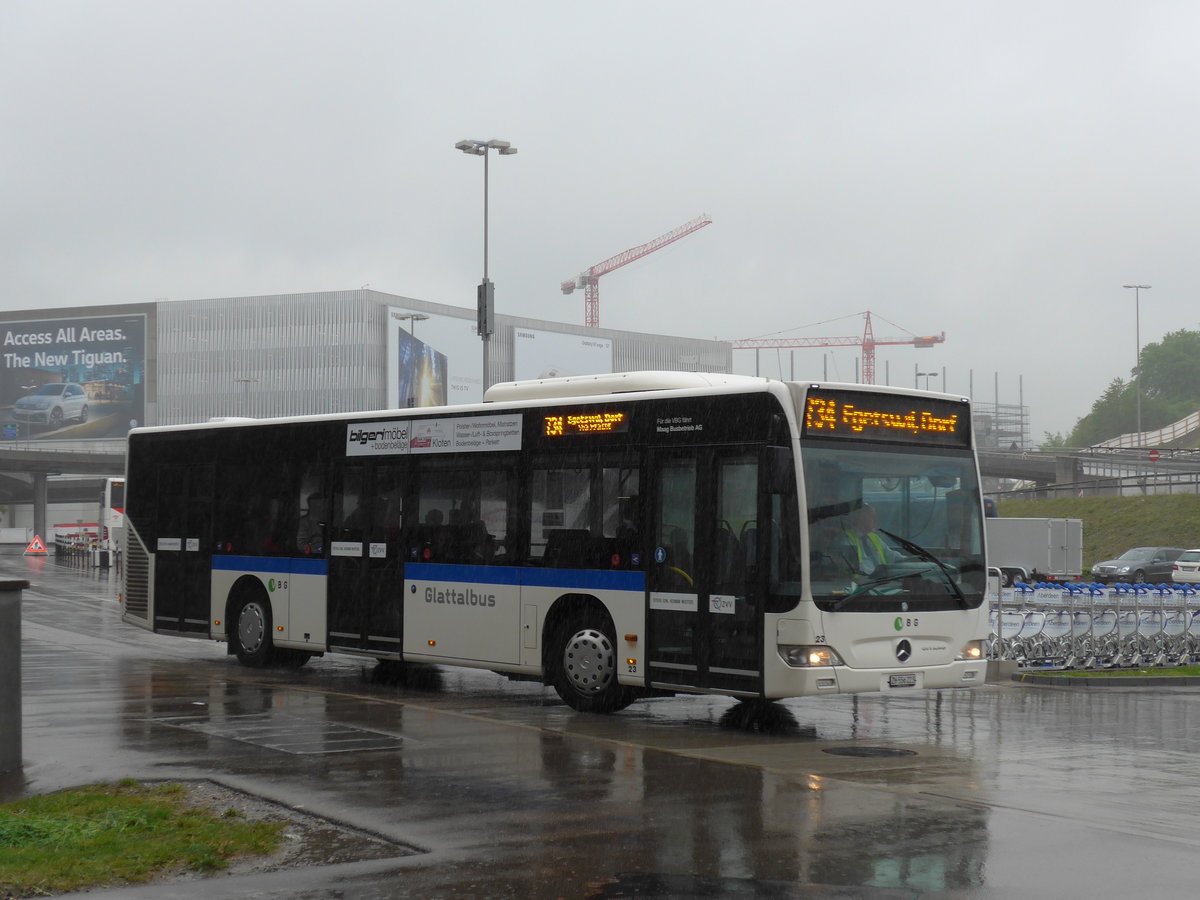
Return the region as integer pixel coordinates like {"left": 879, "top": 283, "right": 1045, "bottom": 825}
{"left": 842, "top": 503, "right": 895, "bottom": 575}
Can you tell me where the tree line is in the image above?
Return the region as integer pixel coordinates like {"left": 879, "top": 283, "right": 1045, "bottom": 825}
{"left": 1042, "top": 328, "right": 1200, "bottom": 448}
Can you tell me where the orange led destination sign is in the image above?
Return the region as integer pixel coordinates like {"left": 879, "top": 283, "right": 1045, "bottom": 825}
{"left": 544, "top": 410, "right": 629, "bottom": 437}
{"left": 802, "top": 390, "right": 969, "bottom": 447}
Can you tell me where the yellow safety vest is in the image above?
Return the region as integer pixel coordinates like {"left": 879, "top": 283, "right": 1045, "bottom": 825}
{"left": 845, "top": 529, "right": 887, "bottom": 569}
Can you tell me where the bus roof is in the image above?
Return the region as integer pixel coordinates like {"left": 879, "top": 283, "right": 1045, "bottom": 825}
{"left": 126, "top": 371, "right": 964, "bottom": 439}
{"left": 483, "top": 371, "right": 772, "bottom": 403}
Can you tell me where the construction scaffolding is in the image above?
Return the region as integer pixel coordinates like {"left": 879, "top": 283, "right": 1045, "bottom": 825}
{"left": 972, "top": 400, "right": 1030, "bottom": 450}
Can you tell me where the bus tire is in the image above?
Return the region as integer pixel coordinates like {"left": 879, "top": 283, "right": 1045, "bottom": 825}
{"left": 549, "top": 611, "right": 636, "bottom": 714}
{"left": 275, "top": 649, "right": 312, "bottom": 669}
{"left": 231, "top": 595, "right": 276, "bottom": 667}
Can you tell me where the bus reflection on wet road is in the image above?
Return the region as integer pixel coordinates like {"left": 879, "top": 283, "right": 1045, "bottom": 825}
{"left": 9, "top": 550, "right": 1200, "bottom": 898}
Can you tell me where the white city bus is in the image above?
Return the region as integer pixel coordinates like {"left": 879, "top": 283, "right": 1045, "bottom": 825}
{"left": 121, "top": 372, "right": 988, "bottom": 712}
{"left": 101, "top": 476, "right": 125, "bottom": 552}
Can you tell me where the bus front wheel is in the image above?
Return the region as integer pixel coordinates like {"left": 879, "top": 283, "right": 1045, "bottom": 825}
{"left": 232, "top": 596, "right": 275, "bottom": 667}
{"left": 550, "top": 612, "right": 636, "bottom": 714}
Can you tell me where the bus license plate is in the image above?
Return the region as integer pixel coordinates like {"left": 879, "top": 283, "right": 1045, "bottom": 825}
{"left": 888, "top": 673, "right": 917, "bottom": 688}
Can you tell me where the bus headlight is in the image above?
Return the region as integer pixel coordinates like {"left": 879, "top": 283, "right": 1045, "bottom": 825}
{"left": 778, "top": 645, "right": 845, "bottom": 668}
{"left": 957, "top": 640, "right": 985, "bottom": 661}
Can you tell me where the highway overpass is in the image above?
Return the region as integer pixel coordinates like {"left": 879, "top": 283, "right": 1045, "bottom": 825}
{"left": 0, "top": 440, "right": 124, "bottom": 541}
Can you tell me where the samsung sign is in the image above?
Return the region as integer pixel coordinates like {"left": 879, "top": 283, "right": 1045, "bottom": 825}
{"left": 346, "top": 415, "right": 522, "bottom": 457}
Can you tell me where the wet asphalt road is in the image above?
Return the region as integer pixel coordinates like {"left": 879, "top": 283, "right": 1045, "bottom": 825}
{"left": 5, "top": 549, "right": 1200, "bottom": 899}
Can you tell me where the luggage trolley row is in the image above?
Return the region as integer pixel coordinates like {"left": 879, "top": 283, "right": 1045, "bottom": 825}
{"left": 989, "top": 582, "right": 1200, "bottom": 669}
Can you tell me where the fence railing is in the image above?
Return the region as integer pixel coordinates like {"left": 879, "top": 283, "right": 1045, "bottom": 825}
{"left": 993, "top": 471, "right": 1200, "bottom": 500}
{"left": 1095, "top": 410, "right": 1200, "bottom": 449}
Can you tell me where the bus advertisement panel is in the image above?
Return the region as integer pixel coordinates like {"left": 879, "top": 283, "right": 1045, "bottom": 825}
{"left": 0, "top": 313, "right": 145, "bottom": 440}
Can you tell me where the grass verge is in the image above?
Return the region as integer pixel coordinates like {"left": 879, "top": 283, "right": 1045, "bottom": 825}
{"left": 995, "top": 495, "right": 1200, "bottom": 570}
{"left": 0, "top": 779, "right": 284, "bottom": 898}
{"left": 1049, "top": 665, "right": 1200, "bottom": 678}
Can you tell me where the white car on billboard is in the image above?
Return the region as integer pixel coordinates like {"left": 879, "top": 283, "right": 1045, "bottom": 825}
{"left": 12, "top": 382, "right": 89, "bottom": 428}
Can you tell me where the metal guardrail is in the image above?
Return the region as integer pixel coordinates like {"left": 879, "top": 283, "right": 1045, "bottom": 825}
{"left": 0, "top": 438, "right": 125, "bottom": 456}
{"left": 53, "top": 536, "right": 120, "bottom": 571}
{"left": 995, "top": 473, "right": 1200, "bottom": 500}
{"left": 1095, "top": 409, "right": 1200, "bottom": 449}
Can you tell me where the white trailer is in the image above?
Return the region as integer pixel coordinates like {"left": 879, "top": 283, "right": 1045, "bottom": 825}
{"left": 985, "top": 517, "right": 1083, "bottom": 586}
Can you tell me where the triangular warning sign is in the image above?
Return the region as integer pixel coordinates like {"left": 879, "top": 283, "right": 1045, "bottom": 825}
{"left": 24, "top": 535, "right": 47, "bottom": 556}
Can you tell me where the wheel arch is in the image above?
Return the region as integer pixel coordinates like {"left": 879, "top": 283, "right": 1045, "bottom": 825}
{"left": 541, "top": 593, "right": 611, "bottom": 674}
{"left": 224, "top": 574, "right": 273, "bottom": 635}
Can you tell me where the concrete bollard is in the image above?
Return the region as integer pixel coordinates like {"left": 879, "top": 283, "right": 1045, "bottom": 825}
{"left": 0, "top": 579, "right": 30, "bottom": 775}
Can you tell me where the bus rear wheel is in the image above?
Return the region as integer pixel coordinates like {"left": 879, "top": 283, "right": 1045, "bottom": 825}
{"left": 232, "top": 596, "right": 276, "bottom": 667}
{"left": 550, "top": 612, "right": 636, "bottom": 714}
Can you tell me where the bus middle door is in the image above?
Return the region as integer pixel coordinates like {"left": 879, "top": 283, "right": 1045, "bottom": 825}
{"left": 151, "top": 463, "right": 215, "bottom": 636}
{"left": 646, "top": 447, "right": 762, "bottom": 697}
{"left": 326, "top": 463, "right": 405, "bottom": 656}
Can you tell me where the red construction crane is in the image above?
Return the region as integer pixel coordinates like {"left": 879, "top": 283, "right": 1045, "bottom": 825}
{"left": 562, "top": 214, "right": 713, "bottom": 327}
{"left": 730, "top": 311, "right": 944, "bottom": 385}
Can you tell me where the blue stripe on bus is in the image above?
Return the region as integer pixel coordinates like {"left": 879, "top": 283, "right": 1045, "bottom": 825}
{"left": 405, "top": 562, "right": 646, "bottom": 592}
{"left": 212, "top": 555, "right": 329, "bottom": 576}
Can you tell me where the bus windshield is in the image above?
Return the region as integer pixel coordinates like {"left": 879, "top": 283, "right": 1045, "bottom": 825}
{"left": 803, "top": 442, "right": 985, "bottom": 613}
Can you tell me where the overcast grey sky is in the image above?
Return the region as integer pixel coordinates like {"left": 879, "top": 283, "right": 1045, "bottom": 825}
{"left": 3, "top": 0, "right": 1197, "bottom": 441}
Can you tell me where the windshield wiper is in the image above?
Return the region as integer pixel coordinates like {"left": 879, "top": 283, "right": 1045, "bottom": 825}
{"left": 879, "top": 529, "right": 970, "bottom": 608}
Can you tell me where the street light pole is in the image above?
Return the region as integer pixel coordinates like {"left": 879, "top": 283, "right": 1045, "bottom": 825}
{"left": 456, "top": 138, "right": 517, "bottom": 395}
{"left": 395, "top": 312, "right": 429, "bottom": 339}
{"left": 916, "top": 371, "right": 939, "bottom": 391}
{"left": 1123, "top": 284, "right": 1151, "bottom": 446}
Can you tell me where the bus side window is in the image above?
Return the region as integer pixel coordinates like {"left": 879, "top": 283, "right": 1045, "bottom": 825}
{"left": 333, "top": 469, "right": 366, "bottom": 543}
{"left": 213, "top": 464, "right": 298, "bottom": 556}
{"left": 715, "top": 454, "right": 756, "bottom": 590}
{"left": 543, "top": 529, "right": 590, "bottom": 568}
{"left": 369, "top": 465, "right": 405, "bottom": 545}
{"left": 529, "top": 465, "right": 591, "bottom": 562}
{"left": 296, "top": 468, "right": 327, "bottom": 556}
{"left": 411, "top": 466, "right": 507, "bottom": 565}
{"left": 656, "top": 458, "right": 696, "bottom": 586}
{"left": 476, "top": 469, "right": 508, "bottom": 563}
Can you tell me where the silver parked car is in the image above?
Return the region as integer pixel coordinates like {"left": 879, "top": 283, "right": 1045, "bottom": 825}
{"left": 1172, "top": 549, "right": 1200, "bottom": 584}
{"left": 12, "top": 382, "right": 89, "bottom": 428}
{"left": 1091, "top": 546, "right": 1186, "bottom": 584}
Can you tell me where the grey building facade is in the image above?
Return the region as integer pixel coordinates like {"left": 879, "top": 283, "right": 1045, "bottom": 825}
{"left": 0, "top": 289, "right": 732, "bottom": 431}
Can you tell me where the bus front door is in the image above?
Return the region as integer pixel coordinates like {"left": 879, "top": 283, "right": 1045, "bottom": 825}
{"left": 152, "top": 464, "right": 215, "bottom": 636}
{"left": 326, "top": 463, "right": 405, "bottom": 656}
{"left": 647, "top": 448, "right": 762, "bottom": 697}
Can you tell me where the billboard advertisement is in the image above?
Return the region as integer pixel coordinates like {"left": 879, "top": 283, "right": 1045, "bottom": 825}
{"left": 513, "top": 327, "right": 613, "bottom": 381}
{"left": 0, "top": 313, "right": 146, "bottom": 440}
{"left": 387, "top": 307, "right": 482, "bottom": 407}
{"left": 394, "top": 328, "right": 449, "bottom": 408}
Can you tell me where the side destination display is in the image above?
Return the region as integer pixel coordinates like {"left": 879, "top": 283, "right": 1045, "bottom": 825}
{"left": 802, "top": 388, "right": 970, "bottom": 448}
{"left": 543, "top": 410, "right": 628, "bottom": 437}
{"left": 347, "top": 414, "right": 522, "bottom": 457}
